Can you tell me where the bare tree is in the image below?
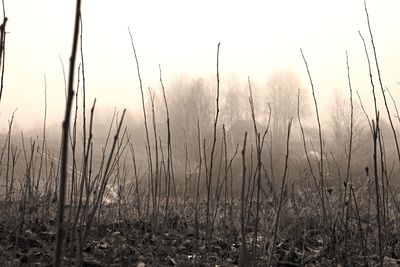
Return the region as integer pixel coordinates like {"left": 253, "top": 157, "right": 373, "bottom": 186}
{"left": 167, "top": 76, "right": 214, "bottom": 162}
{"left": 327, "top": 89, "right": 369, "bottom": 168}
{"left": 265, "top": 70, "right": 308, "bottom": 139}
{"left": 222, "top": 81, "right": 245, "bottom": 128}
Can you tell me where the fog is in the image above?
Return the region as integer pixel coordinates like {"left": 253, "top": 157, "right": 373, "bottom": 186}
{"left": 0, "top": 0, "right": 398, "bottom": 132}
{"left": 1, "top": 0, "right": 400, "bottom": 193}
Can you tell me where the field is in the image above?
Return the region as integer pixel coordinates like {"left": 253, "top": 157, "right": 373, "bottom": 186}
{"left": 1, "top": 1, "right": 400, "bottom": 267}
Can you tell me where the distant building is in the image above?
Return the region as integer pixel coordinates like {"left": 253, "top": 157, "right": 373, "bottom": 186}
{"left": 227, "top": 119, "right": 266, "bottom": 148}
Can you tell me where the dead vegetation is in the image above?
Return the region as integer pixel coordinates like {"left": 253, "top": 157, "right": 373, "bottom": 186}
{"left": 1, "top": 0, "right": 400, "bottom": 266}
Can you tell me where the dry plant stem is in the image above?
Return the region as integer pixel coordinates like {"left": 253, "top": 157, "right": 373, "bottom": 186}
{"left": 297, "top": 90, "right": 322, "bottom": 204}
{"left": 37, "top": 76, "right": 47, "bottom": 196}
{"left": 300, "top": 48, "right": 326, "bottom": 226}
{"left": 69, "top": 85, "right": 80, "bottom": 264}
{"left": 239, "top": 132, "right": 248, "bottom": 267}
{"left": 218, "top": 141, "right": 238, "bottom": 215}
{"left": 0, "top": 115, "right": 8, "bottom": 174}
{"left": 344, "top": 51, "right": 354, "bottom": 187}
{"left": 381, "top": 89, "right": 400, "bottom": 210}
{"left": 128, "top": 28, "right": 155, "bottom": 230}
{"left": 386, "top": 168, "right": 400, "bottom": 213}
{"left": 195, "top": 119, "right": 202, "bottom": 242}
{"left": 183, "top": 131, "right": 189, "bottom": 204}
{"left": 268, "top": 119, "right": 292, "bottom": 266}
{"left": 129, "top": 142, "right": 142, "bottom": 222}
{"left": 220, "top": 127, "right": 239, "bottom": 226}
{"left": 350, "top": 185, "right": 367, "bottom": 265}
{"left": 9, "top": 146, "right": 20, "bottom": 215}
{"left": 267, "top": 131, "right": 276, "bottom": 198}
{"left": 386, "top": 87, "right": 400, "bottom": 126}
{"left": 72, "top": 99, "right": 96, "bottom": 262}
{"left": 372, "top": 118, "right": 383, "bottom": 267}
{"left": 377, "top": 132, "right": 388, "bottom": 228}
{"left": 360, "top": 14, "right": 383, "bottom": 264}
{"left": 343, "top": 51, "right": 354, "bottom": 263}
{"left": 15, "top": 140, "right": 35, "bottom": 260}
{"left": 223, "top": 125, "right": 228, "bottom": 225}
{"left": 0, "top": 1, "right": 7, "bottom": 104}
{"left": 80, "top": 13, "right": 88, "bottom": 178}
{"left": 68, "top": 68, "right": 80, "bottom": 227}
{"left": 148, "top": 87, "right": 160, "bottom": 230}
{"left": 248, "top": 76, "right": 262, "bottom": 256}
{"left": 205, "top": 42, "right": 221, "bottom": 249}
{"left": 3, "top": 113, "right": 13, "bottom": 195}
{"left": 356, "top": 91, "right": 372, "bottom": 132}
{"left": 244, "top": 146, "right": 254, "bottom": 232}
{"left": 85, "top": 110, "right": 126, "bottom": 227}
{"left": 159, "top": 65, "right": 174, "bottom": 233}
{"left": 73, "top": 99, "right": 96, "bottom": 261}
{"left": 74, "top": 109, "right": 127, "bottom": 267}
{"left": 364, "top": 0, "right": 400, "bottom": 162}
{"left": 4, "top": 112, "right": 15, "bottom": 213}
{"left": 58, "top": 56, "right": 67, "bottom": 101}
{"left": 73, "top": 18, "right": 90, "bottom": 236}
{"left": 359, "top": 32, "right": 378, "bottom": 120}
{"left": 211, "top": 141, "right": 238, "bottom": 234}
{"left": 264, "top": 104, "right": 277, "bottom": 199}
{"left": 209, "top": 143, "right": 225, "bottom": 236}
{"left": 54, "top": 0, "right": 81, "bottom": 266}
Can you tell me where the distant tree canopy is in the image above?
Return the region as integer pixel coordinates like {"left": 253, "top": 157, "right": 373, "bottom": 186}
{"left": 135, "top": 71, "right": 312, "bottom": 165}
{"left": 221, "top": 78, "right": 246, "bottom": 128}
{"left": 162, "top": 76, "right": 214, "bottom": 163}
{"left": 265, "top": 70, "right": 309, "bottom": 139}
{"left": 326, "top": 89, "right": 370, "bottom": 168}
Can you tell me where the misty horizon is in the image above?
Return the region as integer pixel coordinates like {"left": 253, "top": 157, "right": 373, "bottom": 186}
{"left": 0, "top": 0, "right": 398, "bottom": 130}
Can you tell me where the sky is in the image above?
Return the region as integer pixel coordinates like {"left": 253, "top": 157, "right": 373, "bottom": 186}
{"left": 1, "top": 0, "right": 399, "bottom": 131}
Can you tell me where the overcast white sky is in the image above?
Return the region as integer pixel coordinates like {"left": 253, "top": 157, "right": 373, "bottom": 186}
{"left": 1, "top": 0, "right": 400, "bottom": 130}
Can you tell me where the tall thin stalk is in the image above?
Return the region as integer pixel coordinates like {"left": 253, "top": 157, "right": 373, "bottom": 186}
{"left": 248, "top": 76, "right": 262, "bottom": 258}
{"left": 300, "top": 48, "right": 326, "bottom": 226}
{"left": 37, "top": 75, "right": 47, "bottom": 195}
{"left": 364, "top": 0, "right": 400, "bottom": 162}
{"left": 239, "top": 132, "right": 248, "bottom": 267}
{"left": 0, "top": 0, "right": 7, "bottom": 104}
{"left": 343, "top": 51, "right": 354, "bottom": 264}
{"left": 194, "top": 119, "right": 202, "bottom": 242}
{"left": 54, "top": 0, "right": 81, "bottom": 265}
{"left": 372, "top": 118, "right": 383, "bottom": 267}
{"left": 359, "top": 10, "right": 383, "bottom": 263}
{"left": 129, "top": 142, "right": 142, "bottom": 222}
{"left": 159, "top": 65, "right": 174, "bottom": 233}
{"left": 205, "top": 42, "right": 221, "bottom": 249}
{"left": 128, "top": 28, "right": 155, "bottom": 230}
{"left": 148, "top": 87, "right": 160, "bottom": 231}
